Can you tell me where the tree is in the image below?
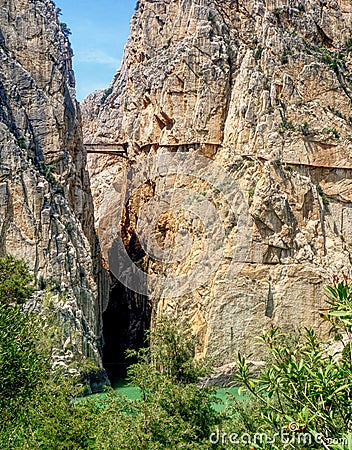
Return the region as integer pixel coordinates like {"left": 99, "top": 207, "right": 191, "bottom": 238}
{"left": 0, "top": 256, "right": 100, "bottom": 449}
{"left": 118, "top": 316, "right": 220, "bottom": 449}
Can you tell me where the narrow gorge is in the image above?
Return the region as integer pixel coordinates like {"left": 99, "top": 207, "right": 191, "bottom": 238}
{"left": 82, "top": 0, "right": 352, "bottom": 373}
{"left": 0, "top": 0, "right": 108, "bottom": 390}
{"left": 1, "top": 0, "right": 352, "bottom": 387}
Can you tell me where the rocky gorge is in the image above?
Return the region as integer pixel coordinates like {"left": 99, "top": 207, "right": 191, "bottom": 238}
{"left": 0, "top": 0, "right": 108, "bottom": 390}
{"left": 82, "top": 0, "right": 352, "bottom": 370}
{"left": 1, "top": 0, "right": 352, "bottom": 386}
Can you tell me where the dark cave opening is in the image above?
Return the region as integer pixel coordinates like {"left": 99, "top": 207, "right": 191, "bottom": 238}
{"left": 102, "top": 275, "right": 151, "bottom": 386}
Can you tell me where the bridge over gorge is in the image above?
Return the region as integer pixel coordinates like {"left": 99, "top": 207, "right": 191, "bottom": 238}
{"left": 84, "top": 143, "right": 128, "bottom": 156}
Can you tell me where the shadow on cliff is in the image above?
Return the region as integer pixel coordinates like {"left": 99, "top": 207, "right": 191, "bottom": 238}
{"left": 102, "top": 237, "right": 151, "bottom": 386}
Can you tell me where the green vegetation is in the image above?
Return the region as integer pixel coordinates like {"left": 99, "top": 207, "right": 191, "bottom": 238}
{"left": 37, "top": 160, "right": 57, "bottom": 186}
{"left": 254, "top": 46, "right": 264, "bottom": 61}
{"left": 311, "top": 44, "right": 352, "bottom": 101}
{"left": 0, "top": 256, "right": 97, "bottom": 448}
{"left": 280, "top": 54, "right": 289, "bottom": 65}
{"left": 17, "top": 135, "right": 26, "bottom": 149}
{"left": 279, "top": 116, "right": 315, "bottom": 137}
{"left": 207, "top": 12, "right": 215, "bottom": 23}
{"left": 38, "top": 160, "right": 55, "bottom": 178}
{"left": 272, "top": 159, "right": 282, "bottom": 168}
{"left": 101, "top": 86, "right": 113, "bottom": 104}
{"left": 323, "top": 127, "right": 340, "bottom": 139}
{"left": 284, "top": 164, "right": 294, "bottom": 172}
{"left": 1, "top": 255, "right": 352, "bottom": 448}
{"left": 0, "top": 303, "right": 47, "bottom": 413}
{"left": 280, "top": 117, "right": 296, "bottom": 132}
{"left": 280, "top": 49, "right": 293, "bottom": 65}
{"left": 317, "top": 184, "right": 330, "bottom": 207}
{"left": 36, "top": 159, "right": 64, "bottom": 194}
{"left": 233, "top": 274, "right": 352, "bottom": 449}
{"left": 37, "top": 275, "right": 62, "bottom": 293}
{"left": 319, "top": 48, "right": 346, "bottom": 74}
{"left": 273, "top": 8, "right": 282, "bottom": 20}
{"left": 0, "top": 255, "right": 34, "bottom": 304}
{"left": 0, "top": 263, "right": 218, "bottom": 449}
{"left": 328, "top": 106, "right": 344, "bottom": 120}
{"left": 60, "top": 22, "right": 72, "bottom": 37}
{"left": 300, "top": 121, "right": 310, "bottom": 136}
{"left": 114, "top": 317, "right": 220, "bottom": 449}
{"left": 297, "top": 3, "right": 305, "bottom": 13}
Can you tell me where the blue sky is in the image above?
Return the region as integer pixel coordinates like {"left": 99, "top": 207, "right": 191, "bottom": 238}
{"left": 56, "top": 0, "right": 137, "bottom": 101}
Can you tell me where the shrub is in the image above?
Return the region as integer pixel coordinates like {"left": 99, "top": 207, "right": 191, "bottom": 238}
{"left": 17, "top": 135, "right": 26, "bottom": 149}
{"left": 317, "top": 184, "right": 330, "bottom": 206}
{"left": 300, "top": 121, "right": 310, "bottom": 136}
{"left": 38, "top": 160, "right": 56, "bottom": 185}
{"left": 60, "top": 22, "right": 72, "bottom": 37}
{"left": 0, "top": 303, "right": 48, "bottom": 416}
{"left": 231, "top": 277, "right": 352, "bottom": 449}
{"left": 0, "top": 257, "right": 100, "bottom": 449}
{"left": 254, "top": 46, "right": 263, "bottom": 61}
{"left": 123, "top": 316, "right": 219, "bottom": 448}
{"left": 273, "top": 8, "right": 282, "bottom": 19}
{"left": 0, "top": 255, "right": 34, "bottom": 305}
{"left": 298, "top": 3, "right": 305, "bottom": 12}
{"left": 280, "top": 54, "right": 289, "bottom": 64}
{"left": 323, "top": 127, "right": 340, "bottom": 139}
{"left": 101, "top": 86, "right": 113, "bottom": 104}
{"left": 207, "top": 12, "right": 215, "bottom": 22}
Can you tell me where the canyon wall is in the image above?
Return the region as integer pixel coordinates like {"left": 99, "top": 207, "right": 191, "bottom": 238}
{"left": 82, "top": 0, "right": 352, "bottom": 364}
{"left": 0, "top": 0, "right": 107, "bottom": 383}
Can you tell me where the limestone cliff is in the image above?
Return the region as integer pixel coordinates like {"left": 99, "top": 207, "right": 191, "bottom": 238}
{"left": 82, "top": 0, "right": 352, "bottom": 364}
{"left": 0, "top": 0, "right": 107, "bottom": 383}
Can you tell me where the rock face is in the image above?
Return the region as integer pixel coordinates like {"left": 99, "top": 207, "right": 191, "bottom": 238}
{"left": 82, "top": 0, "right": 352, "bottom": 364}
{"left": 0, "top": 0, "right": 107, "bottom": 381}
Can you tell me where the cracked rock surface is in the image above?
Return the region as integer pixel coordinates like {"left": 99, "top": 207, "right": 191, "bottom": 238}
{"left": 0, "top": 0, "right": 107, "bottom": 381}
{"left": 82, "top": 0, "right": 352, "bottom": 363}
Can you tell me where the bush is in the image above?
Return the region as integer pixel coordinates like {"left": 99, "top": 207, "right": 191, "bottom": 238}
{"left": 0, "top": 294, "right": 220, "bottom": 449}
{"left": 0, "top": 255, "right": 34, "bottom": 305}
{"left": 0, "top": 256, "right": 100, "bottom": 449}
{"left": 231, "top": 276, "right": 352, "bottom": 449}
{"left": 101, "top": 86, "right": 113, "bottom": 104}
{"left": 0, "top": 304, "right": 48, "bottom": 416}
{"left": 60, "top": 22, "right": 72, "bottom": 37}
{"left": 123, "top": 316, "right": 220, "bottom": 448}
{"left": 254, "top": 46, "right": 263, "bottom": 61}
{"left": 2, "top": 255, "right": 352, "bottom": 449}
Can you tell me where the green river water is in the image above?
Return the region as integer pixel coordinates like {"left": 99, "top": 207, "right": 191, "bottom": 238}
{"left": 111, "top": 380, "right": 244, "bottom": 412}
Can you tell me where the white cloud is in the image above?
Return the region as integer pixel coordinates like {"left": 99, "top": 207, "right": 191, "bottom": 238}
{"left": 75, "top": 49, "right": 120, "bottom": 67}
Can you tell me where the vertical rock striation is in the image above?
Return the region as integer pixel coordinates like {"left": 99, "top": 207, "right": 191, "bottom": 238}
{"left": 82, "top": 0, "right": 352, "bottom": 363}
{"left": 0, "top": 0, "right": 107, "bottom": 384}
